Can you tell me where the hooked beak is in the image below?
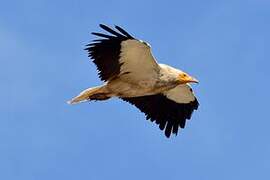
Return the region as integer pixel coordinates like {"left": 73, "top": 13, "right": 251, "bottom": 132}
{"left": 187, "top": 77, "right": 199, "bottom": 84}
{"left": 179, "top": 74, "right": 199, "bottom": 84}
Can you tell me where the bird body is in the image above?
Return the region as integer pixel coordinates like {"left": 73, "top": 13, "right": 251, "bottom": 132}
{"left": 68, "top": 24, "right": 199, "bottom": 138}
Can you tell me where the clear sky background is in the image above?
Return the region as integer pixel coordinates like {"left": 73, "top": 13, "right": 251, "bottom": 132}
{"left": 1, "top": 0, "right": 270, "bottom": 179}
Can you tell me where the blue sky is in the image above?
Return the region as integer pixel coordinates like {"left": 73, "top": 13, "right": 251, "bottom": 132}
{"left": 1, "top": 0, "right": 270, "bottom": 179}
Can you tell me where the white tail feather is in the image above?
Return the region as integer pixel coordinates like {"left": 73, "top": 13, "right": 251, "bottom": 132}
{"left": 67, "top": 86, "right": 105, "bottom": 105}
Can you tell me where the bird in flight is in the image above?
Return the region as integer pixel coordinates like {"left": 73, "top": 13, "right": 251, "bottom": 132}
{"left": 68, "top": 24, "right": 199, "bottom": 138}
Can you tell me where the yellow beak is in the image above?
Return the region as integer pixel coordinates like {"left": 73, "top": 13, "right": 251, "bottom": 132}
{"left": 187, "top": 76, "right": 199, "bottom": 83}
{"left": 179, "top": 74, "right": 199, "bottom": 84}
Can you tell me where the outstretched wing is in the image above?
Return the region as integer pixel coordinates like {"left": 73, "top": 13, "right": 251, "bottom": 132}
{"left": 122, "top": 84, "right": 199, "bottom": 138}
{"left": 85, "top": 24, "right": 159, "bottom": 82}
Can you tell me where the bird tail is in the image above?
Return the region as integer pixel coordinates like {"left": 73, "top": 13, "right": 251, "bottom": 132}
{"left": 67, "top": 85, "right": 110, "bottom": 105}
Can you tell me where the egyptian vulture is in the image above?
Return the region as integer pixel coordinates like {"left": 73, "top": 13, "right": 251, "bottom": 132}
{"left": 68, "top": 24, "right": 199, "bottom": 138}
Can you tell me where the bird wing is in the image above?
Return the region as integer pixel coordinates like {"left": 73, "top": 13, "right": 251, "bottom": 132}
{"left": 85, "top": 24, "right": 159, "bottom": 82}
{"left": 122, "top": 84, "right": 199, "bottom": 138}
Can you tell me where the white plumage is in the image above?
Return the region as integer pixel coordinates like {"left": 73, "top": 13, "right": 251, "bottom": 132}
{"left": 119, "top": 39, "right": 159, "bottom": 83}
{"left": 164, "top": 84, "right": 196, "bottom": 103}
{"left": 68, "top": 24, "right": 199, "bottom": 138}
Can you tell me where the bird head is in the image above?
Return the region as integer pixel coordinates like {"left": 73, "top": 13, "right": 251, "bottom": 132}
{"left": 178, "top": 72, "right": 199, "bottom": 84}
